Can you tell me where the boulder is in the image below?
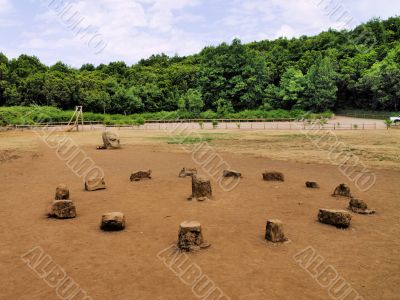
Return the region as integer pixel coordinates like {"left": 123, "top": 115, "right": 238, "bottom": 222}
{"left": 85, "top": 177, "right": 106, "bottom": 191}
{"left": 348, "top": 198, "right": 375, "bottom": 215}
{"left": 318, "top": 209, "right": 351, "bottom": 228}
{"left": 188, "top": 175, "right": 212, "bottom": 201}
{"left": 100, "top": 212, "right": 126, "bottom": 231}
{"left": 98, "top": 132, "right": 120, "bottom": 149}
{"left": 130, "top": 170, "right": 152, "bottom": 182}
{"left": 265, "top": 219, "right": 287, "bottom": 243}
{"left": 262, "top": 171, "right": 284, "bottom": 182}
{"left": 179, "top": 168, "right": 197, "bottom": 178}
{"left": 48, "top": 200, "right": 76, "bottom": 219}
{"left": 55, "top": 184, "right": 69, "bottom": 200}
{"left": 305, "top": 181, "right": 319, "bottom": 189}
{"left": 223, "top": 170, "right": 242, "bottom": 178}
{"left": 332, "top": 183, "right": 352, "bottom": 198}
{"left": 177, "top": 221, "right": 210, "bottom": 251}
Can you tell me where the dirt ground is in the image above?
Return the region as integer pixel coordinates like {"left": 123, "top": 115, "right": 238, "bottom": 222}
{"left": 0, "top": 128, "right": 399, "bottom": 300}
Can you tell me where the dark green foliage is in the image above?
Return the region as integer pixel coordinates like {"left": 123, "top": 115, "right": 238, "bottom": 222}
{"left": 0, "top": 17, "right": 400, "bottom": 115}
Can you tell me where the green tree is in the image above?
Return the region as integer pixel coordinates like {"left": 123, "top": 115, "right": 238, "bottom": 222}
{"left": 358, "top": 44, "right": 400, "bottom": 110}
{"left": 279, "top": 68, "right": 306, "bottom": 109}
{"left": 178, "top": 89, "right": 204, "bottom": 115}
{"left": 301, "top": 56, "right": 338, "bottom": 111}
{"left": 215, "top": 98, "right": 234, "bottom": 116}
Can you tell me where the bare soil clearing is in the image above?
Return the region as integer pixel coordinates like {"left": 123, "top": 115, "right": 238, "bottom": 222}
{"left": 0, "top": 130, "right": 399, "bottom": 299}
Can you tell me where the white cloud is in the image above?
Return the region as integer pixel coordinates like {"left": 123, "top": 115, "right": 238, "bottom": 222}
{"left": 275, "top": 25, "right": 296, "bottom": 39}
{"left": 21, "top": 0, "right": 204, "bottom": 65}
{"left": 4, "top": 0, "right": 400, "bottom": 66}
{"left": 0, "top": 0, "right": 12, "bottom": 14}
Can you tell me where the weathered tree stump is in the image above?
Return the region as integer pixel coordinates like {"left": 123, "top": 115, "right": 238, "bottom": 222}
{"left": 179, "top": 167, "right": 197, "bottom": 178}
{"left": 177, "top": 221, "right": 210, "bottom": 251}
{"left": 188, "top": 175, "right": 212, "bottom": 201}
{"left": 85, "top": 177, "right": 106, "bottom": 191}
{"left": 97, "top": 132, "right": 120, "bottom": 149}
{"left": 55, "top": 184, "right": 69, "bottom": 200}
{"left": 348, "top": 198, "right": 375, "bottom": 214}
{"left": 130, "top": 170, "right": 152, "bottom": 181}
{"left": 318, "top": 209, "right": 351, "bottom": 228}
{"left": 265, "top": 219, "right": 287, "bottom": 243}
{"left": 305, "top": 181, "right": 319, "bottom": 189}
{"left": 262, "top": 171, "right": 284, "bottom": 182}
{"left": 100, "top": 212, "right": 126, "bottom": 231}
{"left": 223, "top": 170, "right": 242, "bottom": 178}
{"left": 332, "top": 183, "right": 352, "bottom": 198}
{"left": 48, "top": 200, "right": 76, "bottom": 219}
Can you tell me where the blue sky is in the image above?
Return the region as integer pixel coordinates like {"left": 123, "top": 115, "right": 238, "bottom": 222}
{"left": 0, "top": 0, "right": 399, "bottom": 67}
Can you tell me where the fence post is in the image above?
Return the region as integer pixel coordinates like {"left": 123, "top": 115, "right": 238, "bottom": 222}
{"left": 334, "top": 123, "right": 336, "bottom": 130}
{"left": 362, "top": 123, "right": 364, "bottom": 130}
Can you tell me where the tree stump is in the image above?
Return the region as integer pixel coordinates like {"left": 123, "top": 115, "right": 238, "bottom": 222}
{"left": 332, "top": 183, "right": 352, "bottom": 197}
{"left": 179, "top": 168, "right": 197, "bottom": 178}
{"left": 262, "top": 171, "right": 284, "bottom": 182}
{"left": 318, "top": 209, "right": 351, "bottom": 228}
{"left": 223, "top": 170, "right": 242, "bottom": 178}
{"left": 55, "top": 184, "right": 69, "bottom": 200}
{"left": 188, "top": 175, "right": 212, "bottom": 201}
{"left": 85, "top": 177, "right": 106, "bottom": 191}
{"left": 305, "top": 181, "right": 319, "bottom": 189}
{"left": 348, "top": 198, "right": 375, "bottom": 214}
{"left": 177, "top": 221, "right": 210, "bottom": 251}
{"left": 130, "top": 170, "right": 152, "bottom": 181}
{"left": 98, "top": 132, "right": 120, "bottom": 149}
{"left": 48, "top": 200, "right": 76, "bottom": 219}
{"left": 265, "top": 219, "right": 287, "bottom": 242}
{"left": 100, "top": 212, "right": 126, "bottom": 231}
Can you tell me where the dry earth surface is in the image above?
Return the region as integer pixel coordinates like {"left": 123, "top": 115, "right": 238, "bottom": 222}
{"left": 0, "top": 125, "right": 399, "bottom": 299}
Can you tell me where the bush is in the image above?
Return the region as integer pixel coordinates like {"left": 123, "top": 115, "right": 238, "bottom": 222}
{"left": 0, "top": 106, "right": 334, "bottom": 126}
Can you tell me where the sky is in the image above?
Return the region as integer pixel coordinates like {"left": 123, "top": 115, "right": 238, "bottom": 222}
{"left": 0, "top": 0, "right": 399, "bottom": 67}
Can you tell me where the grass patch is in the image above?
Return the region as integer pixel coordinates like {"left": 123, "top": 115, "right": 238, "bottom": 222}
{"left": 167, "top": 136, "right": 213, "bottom": 144}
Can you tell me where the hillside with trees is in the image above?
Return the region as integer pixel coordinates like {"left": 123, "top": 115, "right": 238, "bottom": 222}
{"left": 0, "top": 17, "right": 399, "bottom": 116}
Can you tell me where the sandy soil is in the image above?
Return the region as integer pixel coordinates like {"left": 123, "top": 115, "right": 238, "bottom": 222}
{"left": 0, "top": 129, "right": 399, "bottom": 300}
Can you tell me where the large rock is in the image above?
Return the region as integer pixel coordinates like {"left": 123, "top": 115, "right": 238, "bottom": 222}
{"left": 85, "top": 177, "right": 106, "bottom": 191}
{"left": 262, "top": 171, "right": 284, "bottom": 182}
{"left": 348, "top": 198, "right": 375, "bottom": 215}
{"left": 130, "top": 170, "right": 152, "bottom": 182}
{"left": 55, "top": 184, "right": 69, "bottom": 200}
{"left": 177, "top": 221, "right": 210, "bottom": 251}
{"left": 332, "top": 183, "right": 352, "bottom": 198}
{"left": 318, "top": 209, "right": 351, "bottom": 228}
{"left": 265, "top": 219, "right": 287, "bottom": 243}
{"left": 48, "top": 200, "right": 76, "bottom": 219}
{"left": 98, "top": 132, "right": 120, "bottom": 149}
{"left": 100, "top": 212, "right": 126, "bottom": 231}
{"left": 188, "top": 175, "right": 212, "bottom": 201}
{"left": 179, "top": 167, "right": 197, "bottom": 178}
{"left": 223, "top": 170, "right": 242, "bottom": 178}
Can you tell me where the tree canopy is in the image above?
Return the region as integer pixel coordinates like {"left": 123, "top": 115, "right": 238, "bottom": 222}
{"left": 1, "top": 16, "right": 400, "bottom": 114}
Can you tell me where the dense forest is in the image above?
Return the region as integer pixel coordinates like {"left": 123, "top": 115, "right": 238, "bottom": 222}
{"left": 1, "top": 17, "right": 400, "bottom": 116}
